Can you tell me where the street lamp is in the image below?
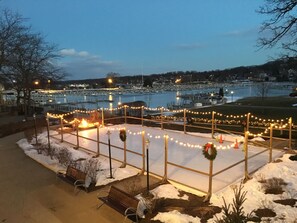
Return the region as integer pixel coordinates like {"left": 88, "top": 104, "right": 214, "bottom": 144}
{"left": 231, "top": 91, "right": 234, "bottom": 102}
{"left": 33, "top": 113, "right": 38, "bottom": 145}
{"left": 47, "top": 79, "right": 51, "bottom": 90}
{"left": 145, "top": 138, "right": 150, "bottom": 195}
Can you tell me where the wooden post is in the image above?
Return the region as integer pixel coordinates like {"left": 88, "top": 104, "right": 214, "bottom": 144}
{"left": 211, "top": 111, "right": 215, "bottom": 139}
{"left": 60, "top": 116, "right": 64, "bottom": 142}
{"left": 161, "top": 107, "right": 164, "bottom": 130}
{"left": 124, "top": 105, "right": 127, "bottom": 124}
{"left": 280, "top": 120, "right": 283, "bottom": 135}
{"left": 140, "top": 131, "right": 145, "bottom": 174}
{"left": 75, "top": 119, "right": 79, "bottom": 149}
{"left": 269, "top": 124, "right": 273, "bottom": 163}
{"left": 101, "top": 108, "right": 105, "bottom": 127}
{"left": 145, "top": 138, "right": 150, "bottom": 196}
{"left": 243, "top": 131, "right": 251, "bottom": 182}
{"left": 246, "top": 113, "right": 250, "bottom": 132}
{"left": 204, "top": 153, "right": 213, "bottom": 202}
{"left": 120, "top": 130, "right": 127, "bottom": 168}
{"left": 141, "top": 106, "right": 144, "bottom": 126}
{"left": 289, "top": 117, "right": 292, "bottom": 150}
{"left": 183, "top": 109, "right": 186, "bottom": 134}
{"left": 96, "top": 124, "right": 100, "bottom": 157}
{"left": 163, "top": 135, "right": 168, "bottom": 182}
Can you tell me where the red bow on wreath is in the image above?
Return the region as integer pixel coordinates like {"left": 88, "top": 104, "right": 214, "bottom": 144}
{"left": 205, "top": 143, "right": 212, "bottom": 152}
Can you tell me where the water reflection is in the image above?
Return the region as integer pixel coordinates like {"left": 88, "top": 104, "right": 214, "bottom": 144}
{"left": 52, "top": 83, "right": 292, "bottom": 109}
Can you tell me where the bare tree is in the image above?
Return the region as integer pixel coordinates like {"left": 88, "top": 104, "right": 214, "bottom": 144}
{"left": 0, "top": 10, "right": 66, "bottom": 116}
{"left": 256, "top": 82, "right": 270, "bottom": 100}
{"left": 258, "top": 0, "right": 297, "bottom": 55}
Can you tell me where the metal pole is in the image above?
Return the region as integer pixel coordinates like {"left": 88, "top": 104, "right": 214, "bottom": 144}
{"left": 183, "top": 109, "right": 186, "bottom": 134}
{"left": 33, "top": 113, "right": 38, "bottom": 145}
{"left": 269, "top": 124, "right": 273, "bottom": 163}
{"left": 107, "top": 130, "right": 113, "bottom": 178}
{"left": 280, "top": 120, "right": 283, "bottom": 135}
{"left": 146, "top": 138, "right": 150, "bottom": 195}
{"left": 46, "top": 116, "right": 52, "bottom": 159}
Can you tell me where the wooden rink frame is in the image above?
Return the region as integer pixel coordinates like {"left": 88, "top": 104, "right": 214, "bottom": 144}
{"left": 46, "top": 107, "right": 295, "bottom": 201}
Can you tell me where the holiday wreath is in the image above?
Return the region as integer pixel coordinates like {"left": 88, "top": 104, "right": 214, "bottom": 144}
{"left": 119, "top": 129, "right": 127, "bottom": 142}
{"left": 202, "top": 143, "right": 217, "bottom": 161}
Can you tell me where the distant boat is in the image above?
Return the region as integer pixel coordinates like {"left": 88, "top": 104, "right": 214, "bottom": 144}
{"left": 289, "top": 86, "right": 297, "bottom": 97}
{"left": 167, "top": 92, "right": 226, "bottom": 110}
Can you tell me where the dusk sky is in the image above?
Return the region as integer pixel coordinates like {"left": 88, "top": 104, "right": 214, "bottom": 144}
{"left": 1, "top": 0, "right": 281, "bottom": 80}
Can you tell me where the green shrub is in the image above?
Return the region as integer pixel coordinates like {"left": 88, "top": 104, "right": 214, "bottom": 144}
{"left": 215, "top": 183, "right": 254, "bottom": 223}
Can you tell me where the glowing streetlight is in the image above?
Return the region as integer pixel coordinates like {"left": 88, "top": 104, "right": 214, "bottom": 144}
{"left": 108, "top": 78, "right": 113, "bottom": 84}
{"left": 175, "top": 78, "right": 181, "bottom": 84}
{"left": 231, "top": 91, "right": 234, "bottom": 102}
{"left": 34, "top": 80, "right": 39, "bottom": 86}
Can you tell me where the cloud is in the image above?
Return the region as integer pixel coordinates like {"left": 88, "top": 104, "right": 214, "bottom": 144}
{"left": 174, "top": 43, "right": 205, "bottom": 50}
{"left": 58, "top": 48, "right": 121, "bottom": 79}
{"left": 222, "top": 27, "right": 259, "bottom": 38}
{"left": 60, "top": 48, "right": 90, "bottom": 57}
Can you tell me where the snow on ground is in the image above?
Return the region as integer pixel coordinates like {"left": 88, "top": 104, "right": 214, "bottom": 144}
{"left": 211, "top": 154, "right": 297, "bottom": 222}
{"left": 150, "top": 184, "right": 189, "bottom": 200}
{"left": 54, "top": 124, "right": 284, "bottom": 192}
{"left": 16, "top": 124, "right": 295, "bottom": 222}
{"left": 17, "top": 131, "right": 139, "bottom": 187}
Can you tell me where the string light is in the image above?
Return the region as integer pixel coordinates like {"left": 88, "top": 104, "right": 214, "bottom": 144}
{"left": 47, "top": 106, "right": 294, "bottom": 138}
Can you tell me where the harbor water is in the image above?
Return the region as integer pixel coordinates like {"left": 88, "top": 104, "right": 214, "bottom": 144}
{"left": 49, "top": 82, "right": 294, "bottom": 110}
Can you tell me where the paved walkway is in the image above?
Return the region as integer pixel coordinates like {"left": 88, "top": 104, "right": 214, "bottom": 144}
{"left": 0, "top": 132, "right": 129, "bottom": 223}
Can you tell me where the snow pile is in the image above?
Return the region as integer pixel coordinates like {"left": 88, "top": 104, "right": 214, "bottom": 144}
{"left": 152, "top": 210, "right": 201, "bottom": 223}
{"left": 150, "top": 184, "right": 189, "bottom": 200}
{"left": 250, "top": 136, "right": 265, "bottom": 142}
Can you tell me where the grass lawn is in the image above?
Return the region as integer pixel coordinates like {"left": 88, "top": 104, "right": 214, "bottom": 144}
{"left": 191, "top": 96, "right": 297, "bottom": 122}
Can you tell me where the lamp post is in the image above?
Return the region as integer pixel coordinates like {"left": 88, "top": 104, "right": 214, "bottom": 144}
{"left": 46, "top": 116, "right": 52, "bottom": 159}
{"left": 107, "top": 130, "right": 113, "bottom": 178}
{"left": 210, "top": 93, "right": 214, "bottom": 105}
{"left": 47, "top": 79, "right": 51, "bottom": 90}
{"left": 145, "top": 138, "right": 150, "bottom": 196}
{"left": 231, "top": 91, "right": 234, "bottom": 102}
{"left": 33, "top": 113, "right": 38, "bottom": 145}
